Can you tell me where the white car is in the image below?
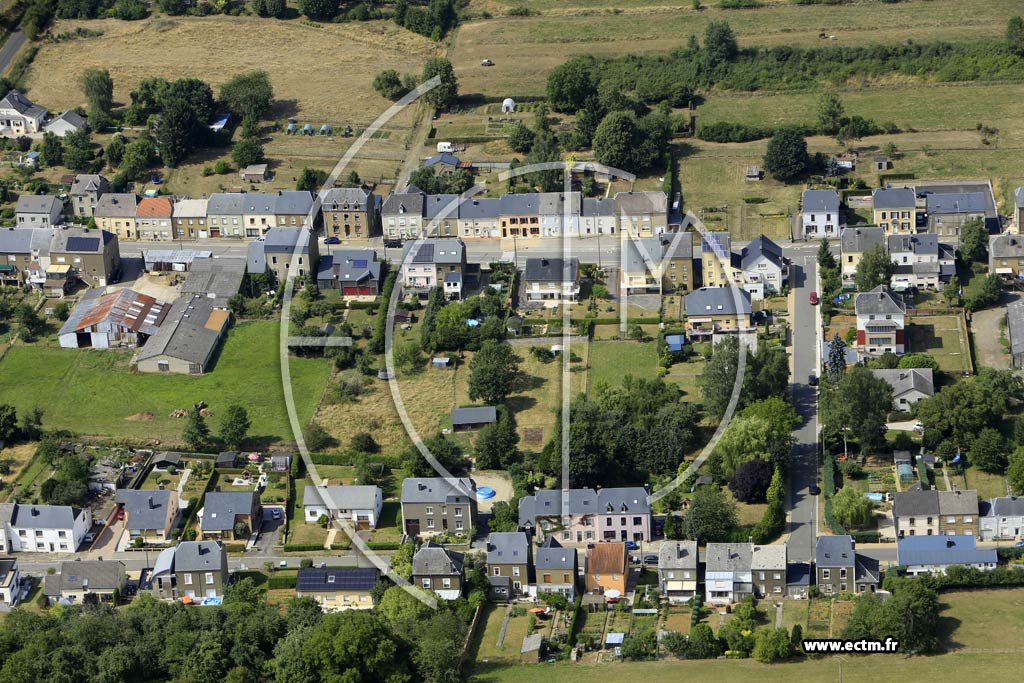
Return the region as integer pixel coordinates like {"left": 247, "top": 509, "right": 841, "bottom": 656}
{"left": 913, "top": 421, "right": 924, "bottom": 433}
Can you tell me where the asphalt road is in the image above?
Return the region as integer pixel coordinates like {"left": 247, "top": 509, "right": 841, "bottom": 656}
{"left": 783, "top": 244, "right": 823, "bottom": 563}
{"left": 0, "top": 30, "right": 26, "bottom": 75}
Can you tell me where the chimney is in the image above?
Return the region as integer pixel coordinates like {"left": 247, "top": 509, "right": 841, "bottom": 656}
{"left": 946, "top": 539, "right": 955, "bottom": 548}
{"left": 148, "top": 496, "right": 155, "bottom": 509}
{"left": 418, "top": 482, "right": 426, "bottom": 491}
{"left": 31, "top": 507, "right": 39, "bottom": 516}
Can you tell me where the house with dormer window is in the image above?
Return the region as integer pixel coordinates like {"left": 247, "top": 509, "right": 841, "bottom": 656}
{"left": 518, "top": 487, "right": 651, "bottom": 545}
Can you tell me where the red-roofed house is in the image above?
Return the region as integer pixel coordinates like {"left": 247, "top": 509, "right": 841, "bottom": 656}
{"left": 136, "top": 197, "right": 174, "bottom": 241}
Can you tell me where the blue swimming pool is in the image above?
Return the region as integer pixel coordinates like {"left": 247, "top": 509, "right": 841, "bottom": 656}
{"left": 477, "top": 486, "right": 496, "bottom": 500}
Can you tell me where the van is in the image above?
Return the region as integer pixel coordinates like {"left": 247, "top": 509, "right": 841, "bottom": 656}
{"left": 436, "top": 141, "right": 454, "bottom": 153}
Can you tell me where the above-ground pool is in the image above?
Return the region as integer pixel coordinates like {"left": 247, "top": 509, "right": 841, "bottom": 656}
{"left": 477, "top": 486, "right": 496, "bottom": 500}
{"left": 201, "top": 597, "right": 223, "bottom": 606}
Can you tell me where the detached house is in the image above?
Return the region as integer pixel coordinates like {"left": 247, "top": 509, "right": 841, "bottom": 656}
{"left": 486, "top": 531, "right": 532, "bottom": 599}
{"left": 198, "top": 491, "right": 261, "bottom": 540}
{"left": 151, "top": 540, "right": 229, "bottom": 601}
{"left": 115, "top": 489, "right": 180, "bottom": 542}
{"left": 412, "top": 540, "right": 465, "bottom": 600}
{"left": 321, "top": 187, "right": 378, "bottom": 240}
{"left": 658, "top": 540, "right": 699, "bottom": 603}
{"left": 16, "top": 194, "right": 63, "bottom": 228}
{"left": 870, "top": 368, "right": 934, "bottom": 410}
{"left": 683, "top": 287, "right": 754, "bottom": 338}
{"left": 296, "top": 567, "right": 378, "bottom": 611}
{"left": 801, "top": 189, "right": 841, "bottom": 239}
{"left": 518, "top": 487, "right": 651, "bottom": 544}
{"left": 737, "top": 235, "right": 788, "bottom": 299}
{"left": 44, "top": 110, "right": 87, "bottom": 138}
{"left": 70, "top": 174, "right": 110, "bottom": 218}
{"left": 815, "top": 535, "right": 879, "bottom": 595}
{"left": 301, "top": 485, "right": 383, "bottom": 529}
{"left": 0, "top": 502, "right": 92, "bottom": 553}
{"left": 854, "top": 285, "right": 906, "bottom": 357}
{"left": 872, "top": 187, "right": 916, "bottom": 234}
{"left": 897, "top": 535, "right": 997, "bottom": 576}
{"left": 840, "top": 227, "right": 886, "bottom": 286}
{"left": 584, "top": 542, "right": 628, "bottom": 597}
{"left": 0, "top": 90, "right": 47, "bottom": 135}
{"left": 522, "top": 257, "right": 580, "bottom": 302}
{"left": 399, "top": 239, "right": 466, "bottom": 296}
{"left": 401, "top": 477, "right": 477, "bottom": 537}
{"left": 535, "top": 538, "right": 578, "bottom": 599}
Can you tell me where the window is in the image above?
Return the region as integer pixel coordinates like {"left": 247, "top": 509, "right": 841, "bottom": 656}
{"left": 947, "top": 516, "right": 956, "bottom": 524}
{"left": 493, "top": 567, "right": 500, "bottom": 576}
{"left": 427, "top": 519, "right": 435, "bottom": 529}
{"left": 964, "top": 516, "right": 973, "bottom": 523}
{"left": 455, "top": 520, "right": 463, "bottom": 531}
{"left": 840, "top": 568, "right": 847, "bottom": 579}
{"left": 822, "top": 569, "right": 830, "bottom": 580}
{"left": 774, "top": 573, "right": 781, "bottom": 580}
{"left": 512, "top": 567, "right": 520, "bottom": 577}
{"left": 442, "top": 578, "right": 451, "bottom": 589}
{"left": 840, "top": 583, "right": 848, "bottom": 592}
{"left": 58, "top": 531, "right": 66, "bottom": 538}
{"left": 422, "top": 578, "right": 431, "bottom": 589}
{"left": 184, "top": 574, "right": 193, "bottom": 585}
{"left": 543, "top": 573, "right": 552, "bottom": 583}
{"left": 455, "top": 507, "right": 463, "bottom": 517}
{"left": 632, "top": 517, "right": 641, "bottom": 525}
{"left": 205, "top": 573, "right": 214, "bottom": 584}
{"left": 425, "top": 506, "right": 433, "bottom": 515}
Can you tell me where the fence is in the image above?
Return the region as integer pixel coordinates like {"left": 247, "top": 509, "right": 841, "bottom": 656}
{"left": 458, "top": 604, "right": 485, "bottom": 672}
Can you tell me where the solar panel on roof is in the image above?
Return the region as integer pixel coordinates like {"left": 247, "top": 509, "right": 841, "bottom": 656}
{"left": 352, "top": 259, "right": 367, "bottom": 268}
{"left": 65, "top": 236, "right": 101, "bottom": 252}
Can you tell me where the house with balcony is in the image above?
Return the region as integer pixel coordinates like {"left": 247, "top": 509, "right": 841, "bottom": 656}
{"left": 584, "top": 542, "right": 628, "bottom": 597}
{"left": 658, "top": 540, "right": 698, "bottom": 603}
{"left": 0, "top": 558, "right": 19, "bottom": 606}
{"left": 296, "top": 567, "right": 378, "bottom": 611}
{"left": 854, "top": 285, "right": 906, "bottom": 357}
{"left": 897, "top": 535, "right": 997, "bottom": 576}
{"left": 0, "top": 90, "right": 47, "bottom": 135}
{"left": 49, "top": 227, "right": 121, "bottom": 288}
{"left": 683, "top": 287, "right": 753, "bottom": 338}
{"left": 801, "top": 189, "right": 841, "bottom": 239}
{"left": 737, "top": 235, "right": 788, "bottom": 299}
{"left": 399, "top": 239, "right": 466, "bottom": 296}
{"left": 400, "top": 477, "right": 477, "bottom": 537}
{"left": 840, "top": 227, "right": 885, "bottom": 286}
{"left": 815, "top": 535, "right": 879, "bottom": 595}
{"left": 0, "top": 228, "right": 52, "bottom": 287}
{"left": 522, "top": 257, "right": 580, "bottom": 302}
{"left": 518, "top": 487, "right": 651, "bottom": 545}
{"left": 301, "top": 485, "right": 382, "bottom": 529}
{"left": 872, "top": 187, "right": 916, "bottom": 235}
{"left": 705, "top": 543, "right": 754, "bottom": 605}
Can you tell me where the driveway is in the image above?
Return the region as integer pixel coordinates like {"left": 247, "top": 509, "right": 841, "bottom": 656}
{"left": 971, "top": 296, "right": 1013, "bottom": 371}
{"left": 249, "top": 511, "right": 285, "bottom": 556}
{"left": 85, "top": 518, "right": 125, "bottom": 560}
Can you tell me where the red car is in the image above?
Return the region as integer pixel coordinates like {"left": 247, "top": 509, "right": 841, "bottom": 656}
{"left": 809, "top": 291, "right": 820, "bottom": 305}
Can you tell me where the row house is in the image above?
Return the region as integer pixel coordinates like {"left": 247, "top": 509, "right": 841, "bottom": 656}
{"left": 615, "top": 191, "right": 668, "bottom": 237}
{"left": 382, "top": 190, "right": 426, "bottom": 240}
{"left": 926, "top": 192, "right": 987, "bottom": 239}
{"left": 517, "top": 487, "right": 651, "bottom": 545}
{"left": 398, "top": 239, "right": 466, "bottom": 296}
{"left": 854, "top": 285, "right": 906, "bottom": 357}
{"left": 173, "top": 198, "right": 209, "bottom": 240}
{"left": 424, "top": 193, "right": 460, "bottom": 238}
{"left": 0, "top": 503, "right": 92, "bottom": 553}
{"left": 658, "top": 540, "right": 699, "bottom": 603}
{"left": 322, "top": 187, "right": 377, "bottom": 240}
{"left": 700, "top": 231, "right": 739, "bottom": 289}
{"left": 486, "top": 531, "right": 532, "bottom": 599}
{"left": 581, "top": 196, "right": 616, "bottom": 236}
{"left": 400, "top": 477, "right": 478, "bottom": 538}
{"left": 1015, "top": 186, "right": 1024, "bottom": 233}
{"left": 207, "top": 193, "right": 246, "bottom": 238}
{"left": 705, "top": 542, "right": 789, "bottom": 604}
{"left": 94, "top": 193, "right": 138, "bottom": 240}
{"left": 585, "top": 541, "right": 628, "bottom": 597}
{"left": 535, "top": 537, "right": 578, "bottom": 599}
{"left": 887, "top": 233, "right": 955, "bottom": 291}
{"left": 979, "top": 496, "right": 1024, "bottom": 541}
{"left": 815, "top": 536, "right": 880, "bottom": 595}
{"left": 0, "top": 228, "right": 53, "bottom": 287}
{"left": 457, "top": 196, "right": 501, "bottom": 239}
{"left": 893, "top": 484, "right": 979, "bottom": 538}
{"left": 872, "top": 187, "right": 917, "bottom": 235}
{"left": 412, "top": 541, "right": 465, "bottom": 600}
{"left": 135, "top": 196, "right": 174, "bottom": 240}
{"left": 620, "top": 233, "right": 696, "bottom": 295}
{"left": 801, "top": 189, "right": 842, "bottom": 239}
{"left": 988, "top": 233, "right": 1024, "bottom": 279}
{"left": 70, "top": 174, "right": 111, "bottom": 218}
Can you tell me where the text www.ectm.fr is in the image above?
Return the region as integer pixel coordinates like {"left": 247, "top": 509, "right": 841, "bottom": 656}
{"left": 801, "top": 638, "right": 900, "bottom": 654}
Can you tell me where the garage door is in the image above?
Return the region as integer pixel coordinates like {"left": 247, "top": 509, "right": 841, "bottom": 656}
{"left": 343, "top": 286, "right": 359, "bottom": 295}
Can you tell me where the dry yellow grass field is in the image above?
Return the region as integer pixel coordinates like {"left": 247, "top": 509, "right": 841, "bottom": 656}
{"left": 24, "top": 16, "right": 436, "bottom": 123}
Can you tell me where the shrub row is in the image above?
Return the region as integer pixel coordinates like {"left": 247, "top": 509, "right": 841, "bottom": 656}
{"left": 283, "top": 543, "right": 324, "bottom": 552}
{"left": 267, "top": 575, "right": 298, "bottom": 589}
{"left": 365, "top": 541, "right": 401, "bottom": 551}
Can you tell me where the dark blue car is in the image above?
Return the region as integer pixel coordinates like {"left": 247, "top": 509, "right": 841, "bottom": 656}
{"left": 323, "top": 236, "right": 341, "bottom": 244}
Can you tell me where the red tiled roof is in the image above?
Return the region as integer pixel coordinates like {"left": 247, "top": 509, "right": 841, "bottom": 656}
{"left": 137, "top": 197, "right": 173, "bottom": 218}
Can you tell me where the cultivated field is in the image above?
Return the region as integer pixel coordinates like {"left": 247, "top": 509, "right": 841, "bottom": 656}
{"left": 0, "top": 321, "right": 330, "bottom": 444}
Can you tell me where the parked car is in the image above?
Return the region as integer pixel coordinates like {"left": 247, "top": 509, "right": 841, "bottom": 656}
{"left": 624, "top": 541, "right": 638, "bottom": 551}
{"left": 809, "top": 291, "right": 820, "bottom": 305}
{"left": 1015, "top": 541, "right": 1024, "bottom": 548}
{"left": 809, "top": 374, "right": 819, "bottom": 386}
{"left": 383, "top": 238, "right": 403, "bottom": 248}
{"left": 913, "top": 421, "right": 924, "bottom": 433}
{"left": 323, "top": 236, "right": 341, "bottom": 245}
{"left": 84, "top": 532, "right": 96, "bottom": 544}
{"left": 272, "top": 508, "right": 282, "bottom": 520}
{"left": 809, "top": 485, "right": 821, "bottom": 495}
{"left": 643, "top": 554, "right": 658, "bottom": 565}
{"left": 481, "top": 58, "right": 494, "bottom": 66}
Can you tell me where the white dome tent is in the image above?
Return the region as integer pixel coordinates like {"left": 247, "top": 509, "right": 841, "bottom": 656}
{"left": 501, "top": 98, "right": 516, "bottom": 113}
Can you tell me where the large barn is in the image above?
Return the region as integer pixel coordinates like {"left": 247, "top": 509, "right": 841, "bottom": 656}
{"left": 58, "top": 288, "right": 169, "bottom": 349}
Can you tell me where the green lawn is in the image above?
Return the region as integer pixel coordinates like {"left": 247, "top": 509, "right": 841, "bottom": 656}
{"left": 467, "top": 605, "right": 533, "bottom": 665}
{"left": 587, "top": 340, "right": 659, "bottom": 390}
{"left": 939, "top": 588, "right": 1024, "bottom": 650}
{"left": 0, "top": 321, "right": 332, "bottom": 444}
{"left": 372, "top": 501, "right": 403, "bottom": 543}
{"left": 960, "top": 467, "right": 1008, "bottom": 501}
{"left": 905, "top": 316, "right": 970, "bottom": 373}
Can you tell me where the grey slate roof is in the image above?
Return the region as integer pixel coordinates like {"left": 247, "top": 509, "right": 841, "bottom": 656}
{"left": 9, "top": 503, "right": 85, "bottom": 530}
{"left": 115, "top": 489, "right": 175, "bottom": 531}
{"left": 499, "top": 193, "right": 541, "bottom": 216}
{"left": 802, "top": 189, "right": 839, "bottom": 213}
{"left": 684, "top": 286, "right": 753, "bottom": 316}
{"left": 840, "top": 227, "right": 885, "bottom": 254}
{"left": 582, "top": 197, "right": 614, "bottom": 217}
{"left": 870, "top": 368, "right": 934, "bottom": 399}
{"left": 0, "top": 90, "right": 46, "bottom": 119}
{"left": 451, "top": 406, "right": 497, "bottom": 426}
{"left": 614, "top": 191, "right": 667, "bottom": 215}
{"left": 990, "top": 233, "right": 1024, "bottom": 260}
{"left": 518, "top": 487, "right": 650, "bottom": 526}
{"left": 70, "top": 174, "right": 108, "bottom": 196}
{"left": 815, "top": 535, "right": 855, "bottom": 567}
{"left": 444, "top": 271, "right": 462, "bottom": 285}
{"left": 535, "top": 537, "right": 576, "bottom": 571}
{"left": 523, "top": 257, "right": 579, "bottom": 282}
{"left": 401, "top": 477, "right": 475, "bottom": 504}
{"left": 986, "top": 496, "right": 1024, "bottom": 517}
{"left": 1015, "top": 187, "right": 1024, "bottom": 209}
{"left": 458, "top": 197, "right": 499, "bottom": 220}
{"left": 487, "top": 531, "right": 530, "bottom": 564}
{"left": 47, "top": 110, "right": 87, "bottom": 131}
{"left": 888, "top": 233, "right": 939, "bottom": 256}
{"left": 926, "top": 192, "right": 987, "bottom": 215}
{"left": 854, "top": 285, "right": 905, "bottom": 316}
{"left": 263, "top": 226, "right": 310, "bottom": 252}
{"left": 94, "top": 193, "right": 137, "bottom": 217}
{"left": 246, "top": 240, "right": 266, "bottom": 275}
{"left": 539, "top": 191, "right": 581, "bottom": 216}
{"left": 173, "top": 198, "right": 208, "bottom": 218}
{"left": 180, "top": 257, "right": 246, "bottom": 299}
{"left": 939, "top": 489, "right": 979, "bottom": 516}
{"left": 303, "top": 485, "right": 380, "bottom": 511}
{"left": 658, "top": 540, "right": 698, "bottom": 570}
{"left": 423, "top": 194, "right": 460, "bottom": 221}
{"left": 0, "top": 227, "right": 51, "bottom": 254}
{"left": 751, "top": 543, "right": 787, "bottom": 570}
{"left": 173, "top": 541, "right": 226, "bottom": 572}
{"left": 135, "top": 295, "right": 224, "bottom": 365}
{"left": 297, "top": 567, "right": 377, "bottom": 592}
{"left": 48, "top": 561, "right": 125, "bottom": 595}
{"left": 383, "top": 191, "right": 426, "bottom": 217}
{"left": 207, "top": 193, "right": 245, "bottom": 215}
{"left": 273, "top": 190, "right": 314, "bottom": 215}
{"left": 242, "top": 193, "right": 276, "bottom": 214}
{"left": 317, "top": 250, "right": 380, "bottom": 286}
{"left": 201, "top": 491, "right": 258, "bottom": 532}
{"left": 897, "top": 535, "right": 996, "bottom": 567}
{"left": 412, "top": 540, "right": 465, "bottom": 576}
{"left": 894, "top": 485, "right": 939, "bottom": 517}
{"left": 322, "top": 187, "right": 371, "bottom": 211}
{"left": 16, "top": 194, "right": 62, "bottom": 215}
{"left": 705, "top": 543, "right": 753, "bottom": 572}
{"left": 872, "top": 187, "right": 916, "bottom": 210}
{"left": 622, "top": 235, "right": 693, "bottom": 274}
{"left": 855, "top": 555, "right": 880, "bottom": 584}
{"left": 740, "top": 235, "right": 784, "bottom": 271}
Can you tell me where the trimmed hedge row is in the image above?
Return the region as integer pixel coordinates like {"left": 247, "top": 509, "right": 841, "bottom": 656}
{"left": 365, "top": 541, "right": 401, "bottom": 551}
{"left": 283, "top": 543, "right": 325, "bottom": 552}
{"left": 850, "top": 531, "right": 881, "bottom": 544}
{"left": 268, "top": 575, "right": 298, "bottom": 589}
